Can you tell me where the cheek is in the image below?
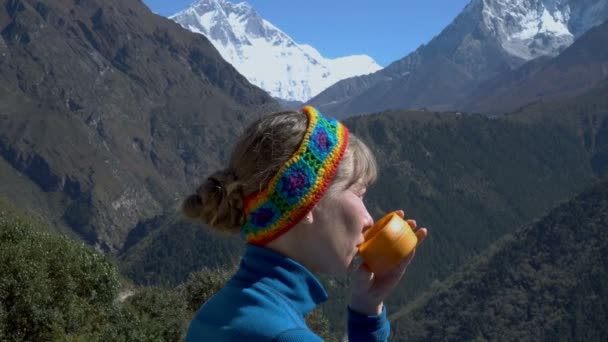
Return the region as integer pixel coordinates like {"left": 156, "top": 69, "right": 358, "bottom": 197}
{"left": 342, "top": 200, "right": 368, "bottom": 240}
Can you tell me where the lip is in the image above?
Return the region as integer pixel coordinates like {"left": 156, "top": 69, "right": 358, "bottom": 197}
{"left": 356, "top": 235, "right": 365, "bottom": 249}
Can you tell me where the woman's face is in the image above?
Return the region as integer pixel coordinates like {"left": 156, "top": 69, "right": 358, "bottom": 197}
{"left": 309, "top": 181, "right": 374, "bottom": 275}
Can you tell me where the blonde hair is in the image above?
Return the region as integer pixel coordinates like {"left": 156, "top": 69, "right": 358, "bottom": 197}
{"left": 182, "top": 110, "right": 377, "bottom": 233}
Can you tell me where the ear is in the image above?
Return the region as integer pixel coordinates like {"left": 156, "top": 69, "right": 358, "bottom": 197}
{"left": 301, "top": 209, "right": 314, "bottom": 224}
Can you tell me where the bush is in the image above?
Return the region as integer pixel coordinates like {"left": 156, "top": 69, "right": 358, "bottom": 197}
{"left": 0, "top": 206, "right": 121, "bottom": 340}
{"left": 121, "top": 288, "right": 190, "bottom": 342}
{"left": 0, "top": 198, "right": 341, "bottom": 340}
{"left": 178, "top": 267, "right": 235, "bottom": 313}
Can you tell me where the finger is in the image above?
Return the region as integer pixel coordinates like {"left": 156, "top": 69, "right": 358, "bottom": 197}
{"left": 406, "top": 219, "right": 417, "bottom": 230}
{"left": 415, "top": 228, "right": 428, "bottom": 246}
{"left": 403, "top": 249, "right": 416, "bottom": 265}
{"left": 396, "top": 249, "right": 415, "bottom": 274}
{"left": 380, "top": 250, "right": 414, "bottom": 279}
{"left": 395, "top": 210, "right": 404, "bottom": 218}
{"left": 397, "top": 249, "right": 416, "bottom": 271}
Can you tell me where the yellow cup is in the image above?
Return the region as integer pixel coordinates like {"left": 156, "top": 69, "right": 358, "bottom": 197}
{"left": 358, "top": 211, "right": 418, "bottom": 274}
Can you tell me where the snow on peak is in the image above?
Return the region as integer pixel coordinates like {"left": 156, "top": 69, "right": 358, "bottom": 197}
{"left": 171, "top": 0, "right": 382, "bottom": 102}
{"left": 479, "top": 0, "right": 608, "bottom": 60}
{"left": 510, "top": 7, "right": 571, "bottom": 40}
{"left": 480, "top": 0, "right": 574, "bottom": 60}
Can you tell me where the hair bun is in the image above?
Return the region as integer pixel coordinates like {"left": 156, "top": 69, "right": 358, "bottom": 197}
{"left": 182, "top": 169, "right": 245, "bottom": 233}
{"left": 182, "top": 194, "right": 203, "bottom": 219}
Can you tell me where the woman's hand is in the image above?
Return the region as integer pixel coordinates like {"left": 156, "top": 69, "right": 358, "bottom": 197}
{"left": 349, "top": 210, "right": 428, "bottom": 315}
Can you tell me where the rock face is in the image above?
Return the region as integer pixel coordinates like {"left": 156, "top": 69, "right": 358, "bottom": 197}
{"left": 0, "top": 0, "right": 278, "bottom": 251}
{"left": 170, "top": 0, "right": 382, "bottom": 102}
{"left": 307, "top": 0, "right": 608, "bottom": 118}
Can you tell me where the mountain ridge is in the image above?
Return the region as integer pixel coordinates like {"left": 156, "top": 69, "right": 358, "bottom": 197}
{"left": 0, "top": 0, "right": 278, "bottom": 251}
{"left": 307, "top": 0, "right": 608, "bottom": 118}
{"left": 461, "top": 19, "right": 608, "bottom": 114}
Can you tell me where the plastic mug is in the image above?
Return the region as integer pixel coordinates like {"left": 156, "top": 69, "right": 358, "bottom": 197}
{"left": 358, "top": 211, "right": 418, "bottom": 274}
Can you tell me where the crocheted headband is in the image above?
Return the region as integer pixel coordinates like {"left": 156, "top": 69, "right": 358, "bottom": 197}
{"left": 241, "top": 106, "right": 349, "bottom": 245}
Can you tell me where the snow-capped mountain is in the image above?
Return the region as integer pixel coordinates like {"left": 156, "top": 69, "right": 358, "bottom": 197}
{"left": 478, "top": 0, "right": 608, "bottom": 60}
{"left": 170, "top": 0, "right": 381, "bottom": 102}
{"left": 307, "top": 0, "right": 608, "bottom": 117}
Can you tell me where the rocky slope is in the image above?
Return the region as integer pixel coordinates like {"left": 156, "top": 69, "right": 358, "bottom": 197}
{"left": 0, "top": 0, "right": 278, "bottom": 251}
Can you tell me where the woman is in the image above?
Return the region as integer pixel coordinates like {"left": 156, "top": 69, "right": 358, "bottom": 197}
{"left": 183, "top": 106, "right": 427, "bottom": 341}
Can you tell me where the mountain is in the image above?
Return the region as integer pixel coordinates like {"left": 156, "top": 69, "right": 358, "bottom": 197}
{"left": 390, "top": 179, "right": 608, "bottom": 341}
{"left": 169, "top": 0, "right": 382, "bottom": 102}
{"left": 307, "top": 0, "right": 608, "bottom": 118}
{"left": 0, "top": 0, "right": 278, "bottom": 252}
{"left": 461, "top": 19, "right": 608, "bottom": 115}
{"left": 119, "top": 80, "right": 608, "bottom": 334}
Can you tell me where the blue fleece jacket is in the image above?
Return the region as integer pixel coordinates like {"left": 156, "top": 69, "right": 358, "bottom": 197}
{"left": 186, "top": 244, "right": 390, "bottom": 341}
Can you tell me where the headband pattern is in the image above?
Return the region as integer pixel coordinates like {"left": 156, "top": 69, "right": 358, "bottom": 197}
{"left": 242, "top": 106, "right": 349, "bottom": 245}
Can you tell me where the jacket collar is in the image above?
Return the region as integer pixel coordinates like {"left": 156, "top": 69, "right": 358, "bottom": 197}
{"left": 232, "top": 244, "right": 329, "bottom": 316}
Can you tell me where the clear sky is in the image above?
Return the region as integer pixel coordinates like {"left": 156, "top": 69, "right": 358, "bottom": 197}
{"left": 143, "top": 0, "right": 471, "bottom": 67}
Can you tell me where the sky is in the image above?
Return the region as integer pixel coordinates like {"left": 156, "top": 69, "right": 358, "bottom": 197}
{"left": 143, "top": 0, "right": 471, "bottom": 67}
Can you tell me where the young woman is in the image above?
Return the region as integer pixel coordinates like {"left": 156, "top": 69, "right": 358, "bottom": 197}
{"left": 183, "top": 106, "right": 427, "bottom": 341}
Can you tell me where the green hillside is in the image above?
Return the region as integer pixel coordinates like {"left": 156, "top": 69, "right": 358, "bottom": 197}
{"left": 319, "top": 83, "right": 606, "bottom": 330}
{"left": 0, "top": 0, "right": 278, "bottom": 252}
{"left": 119, "top": 212, "right": 243, "bottom": 286}
{"left": 390, "top": 179, "right": 608, "bottom": 341}
{"left": 346, "top": 79, "right": 607, "bottom": 303}
{"left": 118, "top": 82, "right": 607, "bottom": 334}
{"left": 0, "top": 196, "right": 338, "bottom": 341}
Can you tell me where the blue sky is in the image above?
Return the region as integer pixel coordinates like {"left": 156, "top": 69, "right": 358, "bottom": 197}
{"left": 143, "top": 0, "right": 471, "bottom": 66}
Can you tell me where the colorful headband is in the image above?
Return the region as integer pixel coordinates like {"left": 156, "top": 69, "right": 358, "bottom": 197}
{"left": 241, "top": 106, "right": 349, "bottom": 245}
